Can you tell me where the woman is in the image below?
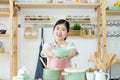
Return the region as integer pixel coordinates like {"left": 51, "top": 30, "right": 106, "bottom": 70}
{"left": 41, "top": 19, "right": 77, "bottom": 80}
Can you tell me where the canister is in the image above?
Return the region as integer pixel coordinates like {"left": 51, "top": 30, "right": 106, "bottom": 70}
{"left": 63, "top": 68, "right": 86, "bottom": 80}
{"left": 43, "top": 68, "right": 59, "bottom": 80}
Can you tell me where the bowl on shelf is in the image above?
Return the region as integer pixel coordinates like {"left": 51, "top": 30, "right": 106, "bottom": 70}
{"left": 0, "top": 30, "right": 6, "bottom": 34}
{"left": 52, "top": 47, "right": 70, "bottom": 58}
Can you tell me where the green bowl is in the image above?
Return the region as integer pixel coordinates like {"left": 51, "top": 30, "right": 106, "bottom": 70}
{"left": 52, "top": 48, "right": 70, "bottom": 57}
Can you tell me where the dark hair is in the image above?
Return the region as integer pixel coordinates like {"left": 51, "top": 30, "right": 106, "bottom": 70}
{"left": 53, "top": 19, "right": 70, "bottom": 40}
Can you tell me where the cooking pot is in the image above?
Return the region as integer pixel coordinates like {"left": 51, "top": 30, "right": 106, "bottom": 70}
{"left": 43, "top": 68, "right": 59, "bottom": 80}
{"left": 62, "top": 68, "right": 87, "bottom": 80}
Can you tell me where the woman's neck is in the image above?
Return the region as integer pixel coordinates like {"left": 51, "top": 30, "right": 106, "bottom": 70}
{"left": 55, "top": 40, "right": 64, "bottom": 47}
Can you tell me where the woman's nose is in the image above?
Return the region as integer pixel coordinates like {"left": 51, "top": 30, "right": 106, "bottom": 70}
{"left": 58, "top": 30, "right": 62, "bottom": 34}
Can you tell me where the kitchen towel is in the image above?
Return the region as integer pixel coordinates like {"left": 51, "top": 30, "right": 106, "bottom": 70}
{"left": 34, "top": 27, "right": 47, "bottom": 79}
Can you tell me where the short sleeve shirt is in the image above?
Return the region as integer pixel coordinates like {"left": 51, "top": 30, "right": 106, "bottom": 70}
{"left": 41, "top": 40, "right": 76, "bottom": 57}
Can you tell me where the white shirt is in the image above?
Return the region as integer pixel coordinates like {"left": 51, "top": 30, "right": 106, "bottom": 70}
{"left": 41, "top": 40, "right": 77, "bottom": 57}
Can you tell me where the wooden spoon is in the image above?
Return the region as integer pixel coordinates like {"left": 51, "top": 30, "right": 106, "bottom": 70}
{"left": 39, "top": 57, "right": 48, "bottom": 69}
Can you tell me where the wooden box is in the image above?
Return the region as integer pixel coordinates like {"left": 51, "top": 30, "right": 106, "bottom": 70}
{"left": 68, "top": 30, "right": 80, "bottom": 36}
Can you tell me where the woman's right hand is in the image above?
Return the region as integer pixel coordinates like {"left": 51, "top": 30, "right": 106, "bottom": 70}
{"left": 43, "top": 48, "right": 56, "bottom": 58}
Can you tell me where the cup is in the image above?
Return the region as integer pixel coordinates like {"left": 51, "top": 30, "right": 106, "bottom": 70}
{"left": 86, "top": 72, "right": 95, "bottom": 80}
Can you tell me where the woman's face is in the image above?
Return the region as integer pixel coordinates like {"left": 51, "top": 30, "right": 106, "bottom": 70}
{"left": 54, "top": 24, "right": 68, "bottom": 41}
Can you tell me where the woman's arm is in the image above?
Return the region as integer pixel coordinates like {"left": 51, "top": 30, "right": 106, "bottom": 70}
{"left": 66, "top": 48, "right": 76, "bottom": 59}
{"left": 43, "top": 48, "right": 56, "bottom": 58}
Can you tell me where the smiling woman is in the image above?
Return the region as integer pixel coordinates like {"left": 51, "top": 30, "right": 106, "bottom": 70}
{"left": 41, "top": 19, "right": 77, "bottom": 80}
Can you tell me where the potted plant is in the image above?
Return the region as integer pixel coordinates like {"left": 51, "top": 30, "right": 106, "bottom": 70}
{"left": 73, "top": 23, "right": 81, "bottom": 30}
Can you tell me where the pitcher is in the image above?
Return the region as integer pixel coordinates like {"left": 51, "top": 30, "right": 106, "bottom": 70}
{"left": 94, "top": 70, "right": 110, "bottom": 80}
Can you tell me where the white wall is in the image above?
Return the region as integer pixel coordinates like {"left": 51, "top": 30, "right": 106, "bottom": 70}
{"left": 0, "top": 0, "right": 120, "bottom": 79}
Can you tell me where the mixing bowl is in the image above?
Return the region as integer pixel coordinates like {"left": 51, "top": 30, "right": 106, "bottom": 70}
{"left": 52, "top": 48, "right": 70, "bottom": 57}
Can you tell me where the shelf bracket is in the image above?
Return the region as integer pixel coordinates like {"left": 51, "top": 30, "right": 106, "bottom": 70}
{"left": 16, "top": 5, "right": 21, "bottom": 11}
{"left": 18, "top": 24, "right": 21, "bottom": 28}
{"left": 95, "top": 4, "right": 101, "bottom": 11}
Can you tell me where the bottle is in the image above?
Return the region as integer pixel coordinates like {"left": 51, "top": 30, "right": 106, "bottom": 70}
{"left": 18, "top": 66, "right": 30, "bottom": 80}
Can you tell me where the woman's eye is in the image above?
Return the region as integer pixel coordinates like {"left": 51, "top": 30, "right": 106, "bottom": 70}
{"left": 62, "top": 29, "right": 66, "bottom": 31}
{"left": 56, "top": 27, "right": 59, "bottom": 30}
{"left": 62, "top": 29, "right": 65, "bottom": 31}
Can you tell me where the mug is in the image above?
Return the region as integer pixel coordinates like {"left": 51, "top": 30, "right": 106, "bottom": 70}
{"left": 86, "top": 72, "right": 95, "bottom": 80}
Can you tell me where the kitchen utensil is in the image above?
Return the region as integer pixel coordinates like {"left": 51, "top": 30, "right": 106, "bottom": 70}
{"left": 106, "top": 54, "right": 116, "bottom": 69}
{"left": 43, "top": 68, "right": 59, "bottom": 80}
{"left": 94, "top": 70, "right": 110, "bottom": 80}
{"left": 63, "top": 68, "right": 86, "bottom": 80}
{"left": 39, "top": 57, "right": 48, "bottom": 69}
{"left": 52, "top": 48, "right": 70, "bottom": 58}
{"left": 40, "top": 57, "right": 59, "bottom": 80}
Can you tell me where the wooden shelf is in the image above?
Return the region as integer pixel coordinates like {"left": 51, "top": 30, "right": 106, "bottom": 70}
{"left": 24, "top": 27, "right": 38, "bottom": 39}
{"left": 0, "top": 8, "right": 9, "bottom": 17}
{"left": 0, "top": 34, "right": 9, "bottom": 37}
{"left": 106, "top": 10, "right": 120, "bottom": 15}
{"left": 0, "top": 12, "right": 9, "bottom": 16}
{"left": 115, "top": 59, "right": 120, "bottom": 64}
{"left": 0, "top": 0, "right": 9, "bottom": 4}
{"left": 24, "top": 35, "right": 38, "bottom": 39}
{"left": 25, "top": 20, "right": 51, "bottom": 23}
{"left": 81, "top": 35, "right": 96, "bottom": 38}
{"left": 67, "top": 20, "right": 91, "bottom": 23}
{"left": 15, "top": 2, "right": 100, "bottom": 9}
{"left": 66, "top": 16, "right": 91, "bottom": 22}
{"left": 0, "top": 52, "right": 10, "bottom": 56}
{"left": 68, "top": 30, "right": 80, "bottom": 36}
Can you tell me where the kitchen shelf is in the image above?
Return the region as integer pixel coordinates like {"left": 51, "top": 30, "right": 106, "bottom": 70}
{"left": 0, "top": 0, "right": 9, "bottom": 4}
{"left": 15, "top": 2, "right": 100, "bottom": 9}
{"left": 115, "top": 59, "right": 120, "bottom": 64}
{"left": 25, "top": 20, "right": 51, "bottom": 23}
{"left": 0, "top": 52, "right": 9, "bottom": 56}
{"left": 81, "top": 35, "right": 96, "bottom": 38}
{"left": 66, "top": 16, "right": 91, "bottom": 22}
{"left": 0, "top": 8, "right": 9, "bottom": 17}
{"left": 0, "top": 34, "right": 9, "bottom": 37}
{"left": 67, "top": 20, "right": 91, "bottom": 23}
{"left": 68, "top": 30, "right": 80, "bottom": 36}
{"left": 0, "top": 12, "right": 9, "bottom": 17}
{"left": 106, "top": 10, "right": 120, "bottom": 15}
{"left": 24, "top": 35, "right": 38, "bottom": 39}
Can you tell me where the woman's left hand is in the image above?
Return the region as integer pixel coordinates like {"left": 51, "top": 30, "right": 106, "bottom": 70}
{"left": 66, "top": 48, "right": 76, "bottom": 59}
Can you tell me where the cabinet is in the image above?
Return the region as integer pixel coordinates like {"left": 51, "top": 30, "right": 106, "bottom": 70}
{"left": 0, "top": 0, "right": 18, "bottom": 80}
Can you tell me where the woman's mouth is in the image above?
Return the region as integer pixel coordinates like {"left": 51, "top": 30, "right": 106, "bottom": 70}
{"left": 57, "top": 34, "right": 62, "bottom": 37}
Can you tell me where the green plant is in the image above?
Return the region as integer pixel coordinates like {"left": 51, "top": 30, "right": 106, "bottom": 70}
{"left": 73, "top": 23, "right": 81, "bottom": 30}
